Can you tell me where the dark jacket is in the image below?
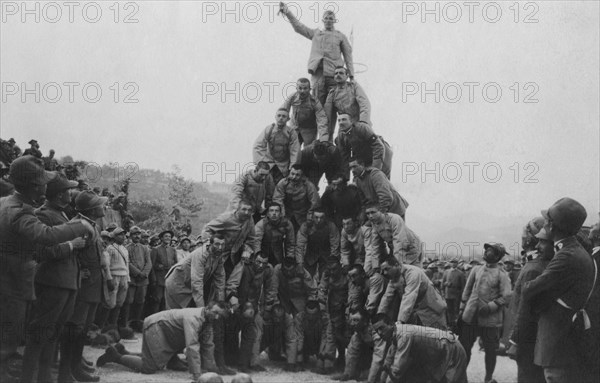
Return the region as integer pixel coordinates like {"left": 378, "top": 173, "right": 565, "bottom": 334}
{"left": 151, "top": 245, "right": 178, "bottom": 287}
{"left": 34, "top": 202, "right": 80, "bottom": 290}
{"left": 0, "top": 193, "right": 86, "bottom": 301}
{"left": 321, "top": 184, "right": 362, "bottom": 228}
{"left": 254, "top": 217, "right": 296, "bottom": 265}
{"left": 523, "top": 236, "right": 595, "bottom": 367}
{"left": 296, "top": 144, "right": 348, "bottom": 188}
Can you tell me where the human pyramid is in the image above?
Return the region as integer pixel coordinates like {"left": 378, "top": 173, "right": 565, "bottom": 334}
{"left": 93, "top": 3, "right": 470, "bottom": 382}
{"left": 8, "top": 3, "right": 598, "bottom": 383}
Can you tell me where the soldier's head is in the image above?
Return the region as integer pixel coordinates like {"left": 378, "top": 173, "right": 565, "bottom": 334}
{"left": 159, "top": 230, "right": 173, "bottom": 246}
{"left": 322, "top": 9, "right": 337, "bottom": 30}
{"left": 503, "top": 260, "right": 515, "bottom": 272}
{"left": 337, "top": 113, "right": 353, "bottom": 130}
{"left": 372, "top": 313, "right": 394, "bottom": 342}
{"left": 380, "top": 256, "right": 402, "bottom": 280}
{"left": 342, "top": 216, "right": 359, "bottom": 235}
{"left": 348, "top": 307, "right": 368, "bottom": 331}
{"left": 48, "top": 149, "right": 55, "bottom": 158}
{"left": 535, "top": 228, "right": 555, "bottom": 261}
{"left": 253, "top": 162, "right": 271, "bottom": 183}
{"left": 110, "top": 228, "right": 126, "bottom": 245}
{"left": 206, "top": 301, "right": 231, "bottom": 321}
{"left": 365, "top": 203, "right": 384, "bottom": 224}
{"left": 266, "top": 202, "right": 282, "bottom": 222}
{"left": 347, "top": 264, "right": 366, "bottom": 286}
{"left": 296, "top": 78, "right": 311, "bottom": 99}
{"left": 253, "top": 252, "right": 269, "bottom": 273}
{"left": 129, "top": 226, "right": 142, "bottom": 243}
{"left": 589, "top": 222, "right": 600, "bottom": 247}
{"left": 313, "top": 207, "right": 327, "bottom": 227}
{"left": 329, "top": 173, "right": 347, "bottom": 191}
{"left": 349, "top": 158, "right": 365, "bottom": 178}
{"left": 288, "top": 164, "right": 304, "bottom": 184}
{"left": 75, "top": 190, "right": 108, "bottom": 220}
{"left": 180, "top": 237, "right": 192, "bottom": 251}
{"left": 312, "top": 140, "right": 331, "bottom": 164}
{"left": 275, "top": 108, "right": 290, "bottom": 127}
{"left": 325, "top": 255, "right": 342, "bottom": 276}
{"left": 209, "top": 233, "right": 226, "bottom": 256}
{"left": 333, "top": 66, "right": 348, "bottom": 84}
{"left": 9, "top": 155, "right": 56, "bottom": 204}
{"left": 483, "top": 243, "right": 508, "bottom": 264}
{"left": 235, "top": 200, "right": 254, "bottom": 222}
{"left": 45, "top": 173, "right": 78, "bottom": 208}
{"left": 521, "top": 216, "right": 544, "bottom": 252}
{"left": 140, "top": 230, "right": 150, "bottom": 245}
{"left": 542, "top": 197, "right": 587, "bottom": 241}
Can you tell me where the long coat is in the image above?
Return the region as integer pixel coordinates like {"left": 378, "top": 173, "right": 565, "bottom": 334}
{"left": 150, "top": 245, "right": 178, "bottom": 287}
{"left": 461, "top": 264, "right": 512, "bottom": 327}
{"left": 0, "top": 193, "right": 86, "bottom": 301}
{"left": 34, "top": 202, "right": 80, "bottom": 290}
{"left": 523, "top": 236, "right": 595, "bottom": 367}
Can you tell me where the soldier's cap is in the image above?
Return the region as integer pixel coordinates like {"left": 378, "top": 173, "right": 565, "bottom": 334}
{"left": 427, "top": 263, "right": 437, "bottom": 269}
{"left": 469, "top": 260, "right": 481, "bottom": 265}
{"left": 484, "top": 243, "right": 509, "bottom": 256}
{"left": 46, "top": 173, "right": 78, "bottom": 196}
{"left": 8, "top": 155, "right": 56, "bottom": 186}
{"left": 129, "top": 226, "right": 142, "bottom": 234}
{"left": 75, "top": 190, "right": 108, "bottom": 212}
{"left": 159, "top": 230, "right": 174, "bottom": 239}
{"left": 106, "top": 222, "right": 118, "bottom": 232}
{"left": 535, "top": 228, "right": 551, "bottom": 241}
{"left": 100, "top": 230, "right": 111, "bottom": 238}
{"left": 109, "top": 227, "right": 125, "bottom": 238}
{"left": 28, "top": 139, "right": 38, "bottom": 145}
{"left": 179, "top": 236, "right": 191, "bottom": 244}
{"left": 8, "top": 138, "right": 15, "bottom": 143}
{"left": 542, "top": 197, "right": 587, "bottom": 234}
{"left": 525, "top": 217, "right": 545, "bottom": 236}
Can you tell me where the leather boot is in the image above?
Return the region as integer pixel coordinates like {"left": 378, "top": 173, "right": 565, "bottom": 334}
{"left": 70, "top": 335, "right": 99, "bottom": 382}
{"left": 57, "top": 339, "right": 74, "bottom": 383}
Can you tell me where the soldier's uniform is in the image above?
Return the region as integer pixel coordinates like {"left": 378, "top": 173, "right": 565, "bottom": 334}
{"left": 125, "top": 230, "right": 152, "bottom": 328}
{"left": 296, "top": 219, "right": 340, "bottom": 280}
{"left": 337, "top": 123, "right": 393, "bottom": 179}
{"left": 224, "top": 259, "right": 275, "bottom": 369}
{"left": 363, "top": 213, "right": 422, "bottom": 267}
{"left": 252, "top": 123, "right": 300, "bottom": 185}
{"left": 268, "top": 262, "right": 317, "bottom": 365}
{"left": 442, "top": 266, "right": 466, "bottom": 326}
{"left": 149, "top": 235, "right": 178, "bottom": 314}
{"left": 340, "top": 225, "right": 365, "bottom": 267}
{"left": 254, "top": 216, "right": 296, "bottom": 266}
{"left": 20, "top": 176, "right": 81, "bottom": 383}
{"left": 272, "top": 176, "right": 320, "bottom": 232}
{"left": 0, "top": 157, "right": 88, "bottom": 381}
{"left": 281, "top": 91, "right": 329, "bottom": 145}
{"left": 317, "top": 265, "right": 350, "bottom": 370}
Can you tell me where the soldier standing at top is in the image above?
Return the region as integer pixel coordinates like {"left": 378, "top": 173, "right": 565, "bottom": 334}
{"left": 279, "top": 2, "right": 354, "bottom": 109}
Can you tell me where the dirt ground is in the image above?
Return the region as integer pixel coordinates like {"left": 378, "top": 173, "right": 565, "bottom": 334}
{"left": 84, "top": 334, "right": 518, "bottom": 383}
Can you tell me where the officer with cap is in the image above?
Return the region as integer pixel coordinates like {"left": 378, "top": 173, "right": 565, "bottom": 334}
{"left": 0, "top": 156, "right": 94, "bottom": 382}
{"left": 20, "top": 173, "right": 83, "bottom": 383}
{"left": 61, "top": 190, "right": 110, "bottom": 382}
{"left": 23, "top": 139, "right": 42, "bottom": 158}
{"left": 523, "top": 197, "right": 595, "bottom": 382}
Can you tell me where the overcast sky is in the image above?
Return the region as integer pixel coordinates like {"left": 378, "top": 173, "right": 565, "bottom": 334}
{"left": 2, "top": 1, "right": 599, "bottom": 239}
